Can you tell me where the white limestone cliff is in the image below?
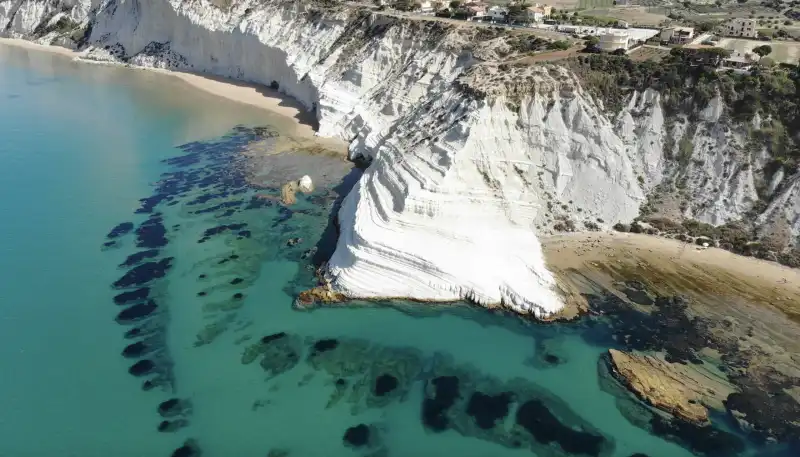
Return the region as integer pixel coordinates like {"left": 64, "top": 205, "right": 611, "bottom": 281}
{"left": 2, "top": 0, "right": 797, "bottom": 316}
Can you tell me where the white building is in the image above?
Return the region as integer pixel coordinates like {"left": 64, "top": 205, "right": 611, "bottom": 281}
{"left": 487, "top": 6, "right": 508, "bottom": 21}
{"left": 418, "top": 0, "right": 435, "bottom": 13}
{"left": 598, "top": 31, "right": 630, "bottom": 52}
{"left": 660, "top": 26, "right": 695, "bottom": 44}
{"left": 724, "top": 18, "right": 757, "bottom": 38}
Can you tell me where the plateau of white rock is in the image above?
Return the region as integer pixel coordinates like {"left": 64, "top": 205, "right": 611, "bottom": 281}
{"left": 2, "top": 0, "right": 797, "bottom": 316}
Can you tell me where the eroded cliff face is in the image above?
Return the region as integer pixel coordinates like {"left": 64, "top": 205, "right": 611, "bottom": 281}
{"left": 2, "top": 0, "right": 797, "bottom": 315}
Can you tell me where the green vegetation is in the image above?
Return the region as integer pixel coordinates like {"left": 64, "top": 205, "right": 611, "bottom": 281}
{"left": 548, "top": 40, "right": 572, "bottom": 51}
{"left": 753, "top": 44, "right": 773, "bottom": 59}
{"left": 570, "top": 49, "right": 800, "bottom": 169}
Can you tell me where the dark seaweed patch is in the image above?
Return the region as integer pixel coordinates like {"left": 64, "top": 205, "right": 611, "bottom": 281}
{"left": 245, "top": 196, "right": 272, "bottom": 210}
{"left": 312, "top": 339, "right": 338, "bottom": 353}
{"left": 422, "top": 376, "right": 460, "bottom": 432}
{"left": 170, "top": 439, "right": 201, "bottom": 457}
{"left": 116, "top": 300, "right": 158, "bottom": 323}
{"left": 107, "top": 222, "right": 134, "bottom": 239}
{"left": 194, "top": 200, "right": 242, "bottom": 215}
{"left": 343, "top": 424, "right": 370, "bottom": 447}
{"left": 466, "top": 392, "right": 513, "bottom": 430}
{"left": 157, "top": 419, "right": 188, "bottom": 433}
{"left": 103, "top": 241, "right": 117, "bottom": 248}
{"left": 272, "top": 206, "right": 293, "bottom": 227}
{"left": 230, "top": 277, "right": 243, "bottom": 285}
{"left": 112, "top": 258, "right": 173, "bottom": 289}
{"left": 589, "top": 295, "right": 709, "bottom": 364}
{"left": 725, "top": 384, "right": 800, "bottom": 444}
{"left": 119, "top": 249, "right": 160, "bottom": 268}
{"left": 187, "top": 191, "right": 228, "bottom": 206}
{"left": 135, "top": 216, "right": 168, "bottom": 249}
{"left": 202, "top": 223, "right": 247, "bottom": 238}
{"left": 128, "top": 359, "right": 155, "bottom": 376}
{"left": 261, "top": 332, "right": 287, "bottom": 344}
{"left": 113, "top": 287, "right": 149, "bottom": 305}
{"left": 515, "top": 399, "right": 605, "bottom": 457}
{"left": 650, "top": 415, "right": 744, "bottom": 456}
{"left": 233, "top": 293, "right": 244, "bottom": 300}
{"left": 124, "top": 324, "right": 157, "bottom": 339}
{"left": 122, "top": 341, "right": 153, "bottom": 358}
{"left": 374, "top": 374, "right": 398, "bottom": 397}
{"left": 158, "top": 398, "right": 187, "bottom": 418}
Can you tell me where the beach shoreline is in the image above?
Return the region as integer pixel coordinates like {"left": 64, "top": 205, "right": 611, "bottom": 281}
{"left": 0, "top": 37, "right": 343, "bottom": 148}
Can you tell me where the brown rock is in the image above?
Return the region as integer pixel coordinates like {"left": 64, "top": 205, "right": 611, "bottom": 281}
{"left": 280, "top": 181, "right": 298, "bottom": 205}
{"left": 607, "top": 349, "right": 711, "bottom": 425}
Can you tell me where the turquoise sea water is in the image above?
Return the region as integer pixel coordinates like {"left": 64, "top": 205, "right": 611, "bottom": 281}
{"left": 0, "top": 45, "right": 776, "bottom": 457}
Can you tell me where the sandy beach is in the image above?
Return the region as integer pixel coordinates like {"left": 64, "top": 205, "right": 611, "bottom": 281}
{"left": 0, "top": 37, "right": 344, "bottom": 149}
{"left": 543, "top": 231, "right": 800, "bottom": 321}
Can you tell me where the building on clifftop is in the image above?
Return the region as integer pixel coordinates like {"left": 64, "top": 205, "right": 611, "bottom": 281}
{"left": 723, "top": 18, "right": 758, "bottom": 38}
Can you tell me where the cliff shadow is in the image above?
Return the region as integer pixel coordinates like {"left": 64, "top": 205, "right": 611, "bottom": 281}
{"left": 311, "top": 166, "right": 363, "bottom": 268}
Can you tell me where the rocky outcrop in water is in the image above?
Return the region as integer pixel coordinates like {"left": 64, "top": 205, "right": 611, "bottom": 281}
{"left": 607, "top": 349, "right": 710, "bottom": 425}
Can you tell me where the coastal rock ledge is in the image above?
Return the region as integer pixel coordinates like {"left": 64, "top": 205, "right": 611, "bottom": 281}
{"left": 607, "top": 349, "right": 711, "bottom": 425}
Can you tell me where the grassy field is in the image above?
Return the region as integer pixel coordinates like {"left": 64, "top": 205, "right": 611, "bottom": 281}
{"left": 582, "top": 6, "right": 669, "bottom": 26}
{"left": 628, "top": 46, "right": 670, "bottom": 62}
{"left": 578, "top": 0, "right": 614, "bottom": 8}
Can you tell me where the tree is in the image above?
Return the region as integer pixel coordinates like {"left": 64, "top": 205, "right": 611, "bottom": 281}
{"left": 508, "top": 4, "right": 527, "bottom": 22}
{"left": 759, "top": 56, "right": 776, "bottom": 67}
{"left": 585, "top": 36, "right": 600, "bottom": 47}
{"left": 753, "top": 44, "right": 773, "bottom": 59}
{"left": 548, "top": 40, "right": 571, "bottom": 51}
{"left": 449, "top": 0, "right": 461, "bottom": 8}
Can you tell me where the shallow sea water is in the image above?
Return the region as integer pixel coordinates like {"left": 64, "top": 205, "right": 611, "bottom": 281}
{"left": 0, "top": 45, "right": 780, "bottom": 457}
